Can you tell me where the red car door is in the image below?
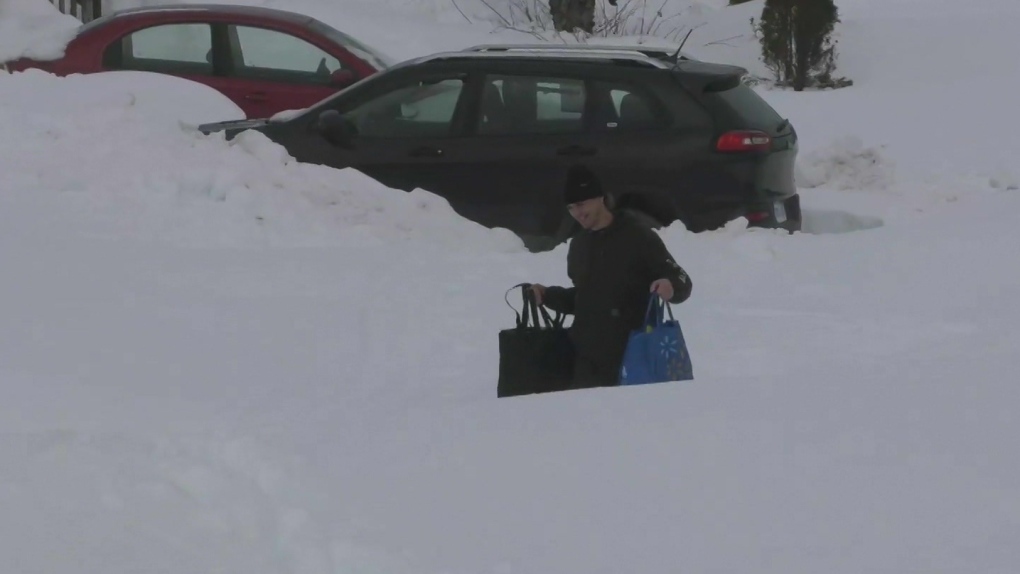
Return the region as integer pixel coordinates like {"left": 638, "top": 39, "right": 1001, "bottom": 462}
{"left": 215, "top": 23, "right": 362, "bottom": 119}
{"left": 97, "top": 21, "right": 235, "bottom": 107}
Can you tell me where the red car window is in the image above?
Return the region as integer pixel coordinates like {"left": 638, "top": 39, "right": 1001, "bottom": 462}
{"left": 227, "top": 24, "right": 345, "bottom": 84}
{"left": 105, "top": 23, "right": 214, "bottom": 76}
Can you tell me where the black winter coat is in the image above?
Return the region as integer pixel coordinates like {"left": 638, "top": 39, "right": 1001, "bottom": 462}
{"left": 543, "top": 213, "right": 692, "bottom": 385}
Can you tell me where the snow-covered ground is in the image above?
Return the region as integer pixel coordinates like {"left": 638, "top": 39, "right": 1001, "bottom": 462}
{"left": 1, "top": 0, "right": 1018, "bottom": 572}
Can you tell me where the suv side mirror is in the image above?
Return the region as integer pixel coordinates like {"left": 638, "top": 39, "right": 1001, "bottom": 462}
{"left": 315, "top": 110, "right": 357, "bottom": 147}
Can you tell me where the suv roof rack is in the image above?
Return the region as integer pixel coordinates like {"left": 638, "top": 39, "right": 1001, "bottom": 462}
{"left": 419, "top": 45, "right": 674, "bottom": 69}
{"left": 464, "top": 43, "right": 693, "bottom": 62}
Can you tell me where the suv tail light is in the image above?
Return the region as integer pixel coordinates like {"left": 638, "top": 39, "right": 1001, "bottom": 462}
{"left": 716, "top": 130, "right": 772, "bottom": 152}
{"left": 745, "top": 210, "right": 770, "bottom": 222}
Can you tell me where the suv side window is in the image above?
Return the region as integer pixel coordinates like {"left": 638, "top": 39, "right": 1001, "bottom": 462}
{"left": 664, "top": 83, "right": 715, "bottom": 130}
{"left": 103, "top": 23, "right": 213, "bottom": 76}
{"left": 590, "top": 81, "right": 670, "bottom": 131}
{"left": 228, "top": 25, "right": 345, "bottom": 84}
{"left": 476, "top": 74, "right": 586, "bottom": 135}
{"left": 342, "top": 77, "right": 466, "bottom": 139}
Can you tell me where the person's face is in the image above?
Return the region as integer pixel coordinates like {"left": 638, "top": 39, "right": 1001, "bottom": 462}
{"left": 567, "top": 196, "right": 608, "bottom": 229}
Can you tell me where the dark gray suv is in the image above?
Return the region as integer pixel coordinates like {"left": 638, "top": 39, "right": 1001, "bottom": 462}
{"left": 199, "top": 44, "right": 800, "bottom": 250}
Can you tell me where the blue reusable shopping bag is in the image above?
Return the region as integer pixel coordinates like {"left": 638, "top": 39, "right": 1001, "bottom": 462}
{"left": 618, "top": 295, "right": 694, "bottom": 385}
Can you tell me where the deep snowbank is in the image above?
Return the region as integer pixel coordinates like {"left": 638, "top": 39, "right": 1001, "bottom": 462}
{"left": 0, "top": 69, "right": 525, "bottom": 252}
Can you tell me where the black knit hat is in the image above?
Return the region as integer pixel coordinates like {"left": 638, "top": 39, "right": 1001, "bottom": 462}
{"left": 562, "top": 165, "right": 604, "bottom": 205}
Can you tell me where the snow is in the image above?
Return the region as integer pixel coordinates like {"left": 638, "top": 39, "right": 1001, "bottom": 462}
{"left": 0, "top": 0, "right": 82, "bottom": 62}
{"left": 795, "top": 135, "right": 895, "bottom": 191}
{"left": 0, "top": 68, "right": 524, "bottom": 252}
{"left": 2, "top": 0, "right": 1019, "bottom": 573}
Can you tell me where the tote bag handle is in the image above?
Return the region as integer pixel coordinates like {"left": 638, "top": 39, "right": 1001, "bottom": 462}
{"left": 642, "top": 294, "right": 675, "bottom": 330}
{"left": 504, "top": 283, "right": 564, "bottom": 329}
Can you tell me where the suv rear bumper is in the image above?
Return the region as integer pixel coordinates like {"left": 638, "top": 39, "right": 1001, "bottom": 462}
{"left": 677, "top": 193, "right": 801, "bottom": 233}
{"left": 748, "top": 193, "right": 801, "bottom": 232}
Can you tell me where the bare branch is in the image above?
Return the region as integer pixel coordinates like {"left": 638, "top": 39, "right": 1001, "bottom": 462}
{"left": 477, "top": 0, "right": 707, "bottom": 45}
{"left": 492, "top": 21, "right": 549, "bottom": 40}
{"left": 448, "top": 0, "right": 473, "bottom": 24}
{"left": 703, "top": 33, "right": 746, "bottom": 47}
{"left": 478, "top": 0, "right": 513, "bottom": 28}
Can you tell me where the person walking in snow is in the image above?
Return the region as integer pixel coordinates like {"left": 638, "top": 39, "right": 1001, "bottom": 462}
{"left": 529, "top": 164, "right": 692, "bottom": 389}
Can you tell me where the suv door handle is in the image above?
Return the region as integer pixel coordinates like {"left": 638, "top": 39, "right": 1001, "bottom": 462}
{"left": 556, "top": 144, "right": 597, "bottom": 156}
{"left": 408, "top": 146, "right": 444, "bottom": 158}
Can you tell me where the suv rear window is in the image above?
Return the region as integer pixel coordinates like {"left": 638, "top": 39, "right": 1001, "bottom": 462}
{"left": 712, "top": 84, "right": 786, "bottom": 132}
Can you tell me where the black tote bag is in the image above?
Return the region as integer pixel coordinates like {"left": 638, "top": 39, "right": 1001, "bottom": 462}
{"left": 497, "top": 283, "right": 575, "bottom": 398}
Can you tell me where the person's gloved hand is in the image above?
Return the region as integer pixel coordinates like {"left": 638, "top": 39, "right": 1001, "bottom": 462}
{"left": 529, "top": 283, "right": 547, "bottom": 306}
{"left": 650, "top": 278, "right": 674, "bottom": 301}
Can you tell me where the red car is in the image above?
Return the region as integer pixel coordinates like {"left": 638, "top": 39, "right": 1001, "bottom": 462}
{"left": 3, "top": 4, "right": 395, "bottom": 118}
